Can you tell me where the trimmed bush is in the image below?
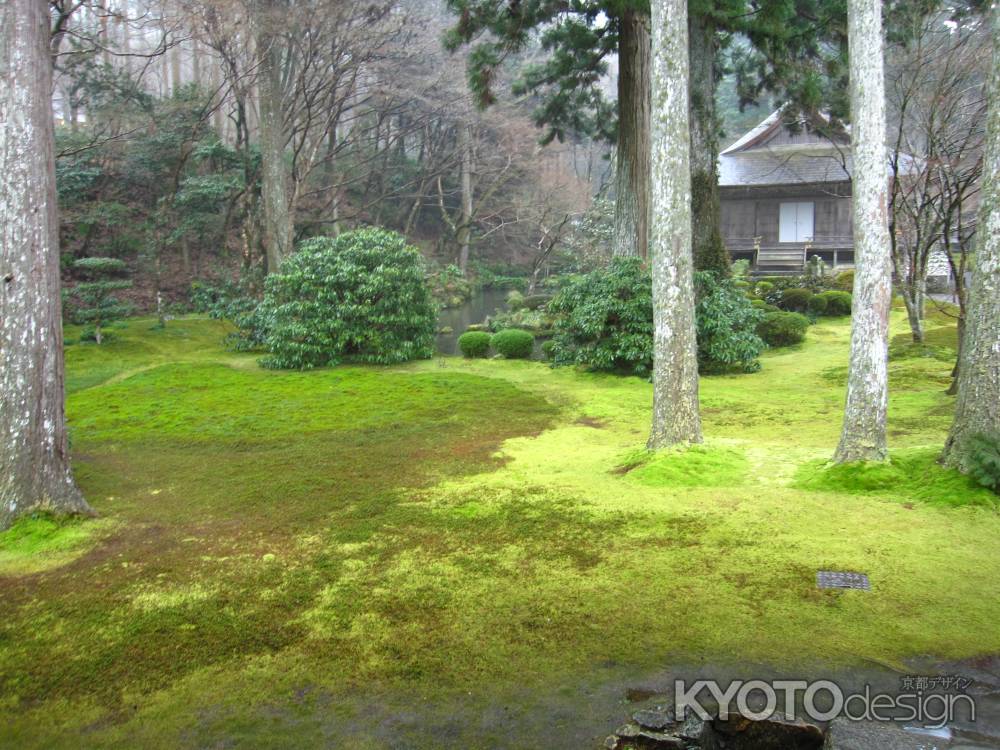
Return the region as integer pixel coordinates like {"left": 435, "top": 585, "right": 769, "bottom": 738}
{"left": 778, "top": 287, "right": 814, "bottom": 313}
{"left": 750, "top": 299, "right": 779, "bottom": 312}
{"left": 816, "top": 290, "right": 852, "bottom": 316}
{"left": 458, "top": 331, "right": 491, "bottom": 358}
{"left": 695, "top": 271, "right": 764, "bottom": 374}
{"left": 834, "top": 270, "right": 855, "bottom": 291}
{"left": 757, "top": 311, "right": 810, "bottom": 347}
{"left": 491, "top": 329, "right": 534, "bottom": 359}
{"left": 807, "top": 294, "right": 828, "bottom": 316}
{"left": 258, "top": 229, "right": 437, "bottom": 369}
{"left": 753, "top": 280, "right": 775, "bottom": 298}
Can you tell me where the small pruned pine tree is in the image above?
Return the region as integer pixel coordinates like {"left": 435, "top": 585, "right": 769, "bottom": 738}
{"left": 66, "top": 257, "right": 133, "bottom": 344}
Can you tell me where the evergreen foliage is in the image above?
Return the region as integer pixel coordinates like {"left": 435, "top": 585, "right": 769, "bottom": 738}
{"left": 258, "top": 229, "right": 437, "bottom": 369}
{"left": 548, "top": 258, "right": 654, "bottom": 376}
{"left": 64, "top": 257, "right": 133, "bottom": 344}
{"left": 458, "top": 331, "right": 492, "bottom": 358}
{"left": 547, "top": 259, "right": 765, "bottom": 376}
{"left": 490, "top": 329, "right": 535, "bottom": 359}
{"left": 757, "top": 311, "right": 810, "bottom": 347}
{"left": 694, "top": 271, "right": 765, "bottom": 373}
{"left": 964, "top": 433, "right": 1000, "bottom": 493}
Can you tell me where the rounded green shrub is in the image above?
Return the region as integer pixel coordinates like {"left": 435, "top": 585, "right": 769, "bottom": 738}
{"left": 753, "top": 280, "right": 775, "bottom": 298}
{"left": 834, "top": 270, "right": 855, "bottom": 291}
{"left": 779, "top": 287, "right": 814, "bottom": 313}
{"left": 807, "top": 294, "right": 828, "bottom": 316}
{"left": 750, "top": 299, "right": 779, "bottom": 312}
{"left": 458, "top": 331, "right": 491, "bottom": 358}
{"left": 259, "top": 229, "right": 437, "bottom": 369}
{"left": 757, "top": 311, "right": 810, "bottom": 347}
{"left": 491, "top": 329, "right": 534, "bottom": 359}
{"left": 816, "top": 290, "right": 852, "bottom": 316}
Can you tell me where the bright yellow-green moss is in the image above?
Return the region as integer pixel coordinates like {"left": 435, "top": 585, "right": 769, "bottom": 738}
{"left": 1, "top": 310, "right": 998, "bottom": 749}
{"left": 625, "top": 445, "right": 749, "bottom": 487}
{"left": 0, "top": 514, "right": 115, "bottom": 575}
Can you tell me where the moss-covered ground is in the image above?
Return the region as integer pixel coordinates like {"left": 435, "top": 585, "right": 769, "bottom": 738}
{"left": 1, "top": 307, "right": 998, "bottom": 748}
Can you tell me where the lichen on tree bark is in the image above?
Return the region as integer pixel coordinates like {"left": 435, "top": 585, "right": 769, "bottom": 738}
{"left": 941, "top": 4, "right": 1000, "bottom": 470}
{"left": 647, "top": 0, "right": 703, "bottom": 450}
{"left": 1, "top": 0, "right": 94, "bottom": 530}
{"left": 834, "top": 0, "right": 893, "bottom": 464}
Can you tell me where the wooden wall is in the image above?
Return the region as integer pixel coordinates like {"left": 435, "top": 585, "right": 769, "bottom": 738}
{"left": 720, "top": 193, "right": 853, "bottom": 246}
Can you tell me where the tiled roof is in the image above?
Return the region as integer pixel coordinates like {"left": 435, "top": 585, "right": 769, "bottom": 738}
{"left": 719, "top": 147, "right": 853, "bottom": 187}
{"left": 718, "top": 107, "right": 920, "bottom": 187}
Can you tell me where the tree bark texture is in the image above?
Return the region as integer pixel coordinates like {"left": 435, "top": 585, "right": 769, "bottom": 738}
{"left": 612, "top": 8, "right": 650, "bottom": 260}
{"left": 458, "top": 122, "right": 473, "bottom": 273}
{"left": 255, "top": 2, "right": 293, "bottom": 274}
{"left": 834, "top": 0, "right": 893, "bottom": 463}
{"left": 688, "top": 13, "right": 729, "bottom": 274}
{"left": 942, "top": 5, "right": 1000, "bottom": 469}
{"left": 1, "top": 0, "right": 93, "bottom": 530}
{"left": 647, "top": 0, "right": 703, "bottom": 449}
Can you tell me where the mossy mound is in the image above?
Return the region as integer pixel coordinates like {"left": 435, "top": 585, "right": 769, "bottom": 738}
{"left": 625, "top": 445, "right": 749, "bottom": 488}
{"left": 794, "top": 448, "right": 997, "bottom": 508}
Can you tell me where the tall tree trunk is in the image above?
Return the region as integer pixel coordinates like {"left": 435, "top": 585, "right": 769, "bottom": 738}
{"left": 255, "top": 3, "right": 293, "bottom": 274}
{"left": 457, "top": 121, "right": 473, "bottom": 273}
{"left": 648, "top": 0, "right": 702, "bottom": 450}
{"left": 612, "top": 8, "right": 650, "bottom": 260}
{"left": 942, "top": 5, "right": 1000, "bottom": 469}
{"left": 688, "top": 13, "right": 729, "bottom": 274}
{"left": 834, "top": 0, "right": 893, "bottom": 463}
{"left": 902, "top": 286, "right": 925, "bottom": 343}
{"left": 1, "top": 0, "right": 94, "bottom": 530}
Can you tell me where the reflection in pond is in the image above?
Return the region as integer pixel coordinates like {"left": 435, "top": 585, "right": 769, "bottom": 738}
{"left": 436, "top": 288, "right": 510, "bottom": 355}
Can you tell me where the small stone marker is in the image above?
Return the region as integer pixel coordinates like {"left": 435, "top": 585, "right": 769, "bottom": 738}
{"left": 817, "top": 571, "right": 871, "bottom": 591}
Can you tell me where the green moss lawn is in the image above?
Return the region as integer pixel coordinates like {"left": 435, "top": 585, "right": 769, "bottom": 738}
{"left": 1, "top": 306, "right": 998, "bottom": 748}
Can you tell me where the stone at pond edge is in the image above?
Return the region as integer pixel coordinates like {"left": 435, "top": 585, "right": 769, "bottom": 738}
{"left": 713, "top": 712, "right": 824, "bottom": 745}
{"left": 678, "top": 713, "right": 706, "bottom": 740}
{"left": 633, "top": 709, "right": 676, "bottom": 730}
{"left": 608, "top": 723, "right": 687, "bottom": 749}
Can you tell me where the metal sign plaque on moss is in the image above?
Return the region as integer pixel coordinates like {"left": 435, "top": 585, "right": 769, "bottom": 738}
{"left": 816, "top": 571, "right": 871, "bottom": 591}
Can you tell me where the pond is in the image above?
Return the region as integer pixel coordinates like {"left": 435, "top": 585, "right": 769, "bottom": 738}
{"left": 435, "top": 288, "right": 510, "bottom": 356}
